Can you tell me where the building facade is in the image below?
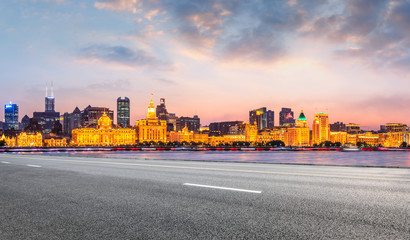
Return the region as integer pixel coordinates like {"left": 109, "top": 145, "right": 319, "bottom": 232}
{"left": 117, "top": 97, "right": 130, "bottom": 128}
{"left": 33, "top": 86, "right": 60, "bottom": 134}
{"left": 279, "top": 108, "right": 295, "bottom": 126}
{"left": 209, "top": 121, "right": 243, "bottom": 136}
{"left": 4, "top": 102, "right": 19, "bottom": 130}
{"left": 80, "top": 106, "right": 114, "bottom": 127}
{"left": 312, "top": 112, "right": 330, "bottom": 145}
{"left": 71, "top": 112, "right": 136, "bottom": 146}
{"left": 135, "top": 98, "right": 167, "bottom": 143}
{"left": 249, "top": 107, "right": 267, "bottom": 130}
{"left": 176, "top": 116, "right": 200, "bottom": 132}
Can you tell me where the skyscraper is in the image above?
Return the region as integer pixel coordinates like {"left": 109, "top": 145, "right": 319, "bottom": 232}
{"left": 45, "top": 82, "right": 55, "bottom": 112}
{"left": 279, "top": 108, "right": 295, "bottom": 126}
{"left": 249, "top": 107, "right": 267, "bottom": 130}
{"left": 21, "top": 115, "right": 30, "bottom": 131}
{"left": 267, "top": 110, "right": 275, "bottom": 128}
{"left": 62, "top": 107, "right": 82, "bottom": 135}
{"left": 312, "top": 112, "right": 330, "bottom": 145}
{"left": 156, "top": 98, "right": 169, "bottom": 121}
{"left": 117, "top": 97, "right": 130, "bottom": 128}
{"left": 33, "top": 83, "right": 60, "bottom": 133}
{"left": 4, "top": 102, "right": 19, "bottom": 130}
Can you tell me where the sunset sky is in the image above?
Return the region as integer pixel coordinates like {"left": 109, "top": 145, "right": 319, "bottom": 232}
{"left": 1, "top": 0, "right": 410, "bottom": 129}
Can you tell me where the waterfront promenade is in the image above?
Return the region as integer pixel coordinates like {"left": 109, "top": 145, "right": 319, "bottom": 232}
{"left": 1, "top": 154, "right": 409, "bottom": 239}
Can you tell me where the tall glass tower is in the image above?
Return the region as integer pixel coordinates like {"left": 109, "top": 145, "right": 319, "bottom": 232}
{"left": 117, "top": 97, "right": 130, "bottom": 128}
{"left": 4, "top": 102, "right": 19, "bottom": 130}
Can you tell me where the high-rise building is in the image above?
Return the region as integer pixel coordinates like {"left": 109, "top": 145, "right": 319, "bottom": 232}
{"left": 279, "top": 108, "right": 295, "bottom": 126}
{"left": 249, "top": 107, "right": 267, "bottom": 130}
{"left": 312, "top": 112, "right": 330, "bottom": 145}
{"left": 21, "top": 115, "right": 30, "bottom": 131}
{"left": 63, "top": 107, "right": 82, "bottom": 135}
{"left": 4, "top": 102, "right": 19, "bottom": 130}
{"left": 156, "top": 98, "right": 169, "bottom": 121}
{"left": 117, "top": 97, "right": 130, "bottom": 128}
{"left": 45, "top": 83, "right": 55, "bottom": 112}
{"left": 176, "top": 115, "right": 200, "bottom": 132}
{"left": 267, "top": 110, "right": 275, "bottom": 128}
{"left": 286, "top": 111, "right": 310, "bottom": 146}
{"left": 80, "top": 106, "right": 114, "bottom": 127}
{"left": 33, "top": 84, "right": 60, "bottom": 133}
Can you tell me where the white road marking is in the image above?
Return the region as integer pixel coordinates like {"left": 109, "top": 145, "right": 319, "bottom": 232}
{"left": 183, "top": 183, "right": 262, "bottom": 194}
{"left": 26, "top": 164, "right": 42, "bottom": 168}
{"left": 1, "top": 161, "right": 10, "bottom": 164}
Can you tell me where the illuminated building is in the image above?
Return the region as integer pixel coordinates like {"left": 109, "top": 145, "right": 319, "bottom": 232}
{"left": 384, "top": 132, "right": 409, "bottom": 147}
{"left": 71, "top": 112, "right": 136, "bottom": 146}
{"left": 330, "top": 132, "right": 347, "bottom": 145}
{"left": 222, "top": 135, "right": 245, "bottom": 144}
{"left": 346, "top": 123, "right": 361, "bottom": 134}
{"left": 33, "top": 84, "right": 60, "bottom": 133}
{"left": 258, "top": 129, "right": 285, "bottom": 143}
{"left": 80, "top": 106, "right": 114, "bottom": 127}
{"left": 312, "top": 112, "right": 330, "bottom": 145}
{"left": 193, "top": 133, "right": 209, "bottom": 144}
{"left": 2, "top": 135, "right": 16, "bottom": 147}
{"left": 17, "top": 132, "right": 43, "bottom": 147}
{"left": 346, "top": 134, "right": 357, "bottom": 144}
{"left": 199, "top": 126, "right": 209, "bottom": 133}
{"left": 117, "top": 97, "right": 130, "bottom": 128}
{"left": 250, "top": 107, "right": 272, "bottom": 130}
{"left": 135, "top": 97, "right": 167, "bottom": 143}
{"left": 357, "top": 132, "right": 380, "bottom": 146}
{"left": 168, "top": 125, "right": 194, "bottom": 143}
{"left": 208, "top": 136, "right": 227, "bottom": 146}
{"left": 279, "top": 108, "right": 295, "bottom": 126}
{"left": 286, "top": 111, "right": 310, "bottom": 146}
{"left": 245, "top": 123, "right": 258, "bottom": 142}
{"left": 168, "top": 125, "right": 210, "bottom": 144}
{"left": 4, "top": 102, "right": 19, "bottom": 130}
{"left": 386, "top": 123, "right": 408, "bottom": 132}
{"left": 44, "top": 137, "right": 67, "bottom": 147}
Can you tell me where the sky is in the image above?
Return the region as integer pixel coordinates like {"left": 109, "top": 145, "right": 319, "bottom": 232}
{"left": 1, "top": 0, "right": 410, "bottom": 130}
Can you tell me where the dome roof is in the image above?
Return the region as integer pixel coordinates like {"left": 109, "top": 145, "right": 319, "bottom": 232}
{"left": 98, "top": 113, "right": 112, "bottom": 129}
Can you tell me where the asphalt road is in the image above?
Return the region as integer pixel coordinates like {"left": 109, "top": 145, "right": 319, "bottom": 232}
{"left": 0, "top": 153, "right": 409, "bottom": 239}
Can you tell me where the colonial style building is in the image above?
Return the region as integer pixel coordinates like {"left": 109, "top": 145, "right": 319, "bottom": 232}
{"left": 71, "top": 112, "right": 136, "bottom": 146}
{"left": 135, "top": 97, "right": 167, "bottom": 143}
{"left": 286, "top": 111, "right": 310, "bottom": 147}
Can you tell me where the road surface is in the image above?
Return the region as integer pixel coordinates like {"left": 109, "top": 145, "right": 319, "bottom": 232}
{"left": 0, "top": 153, "right": 409, "bottom": 239}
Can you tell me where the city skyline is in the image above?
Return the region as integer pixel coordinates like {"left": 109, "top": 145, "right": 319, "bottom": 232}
{"left": 1, "top": 1, "right": 410, "bottom": 129}
{"left": 2, "top": 92, "right": 409, "bottom": 132}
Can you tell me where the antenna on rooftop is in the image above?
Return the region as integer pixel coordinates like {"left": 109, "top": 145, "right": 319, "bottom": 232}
{"left": 51, "top": 81, "right": 54, "bottom": 98}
